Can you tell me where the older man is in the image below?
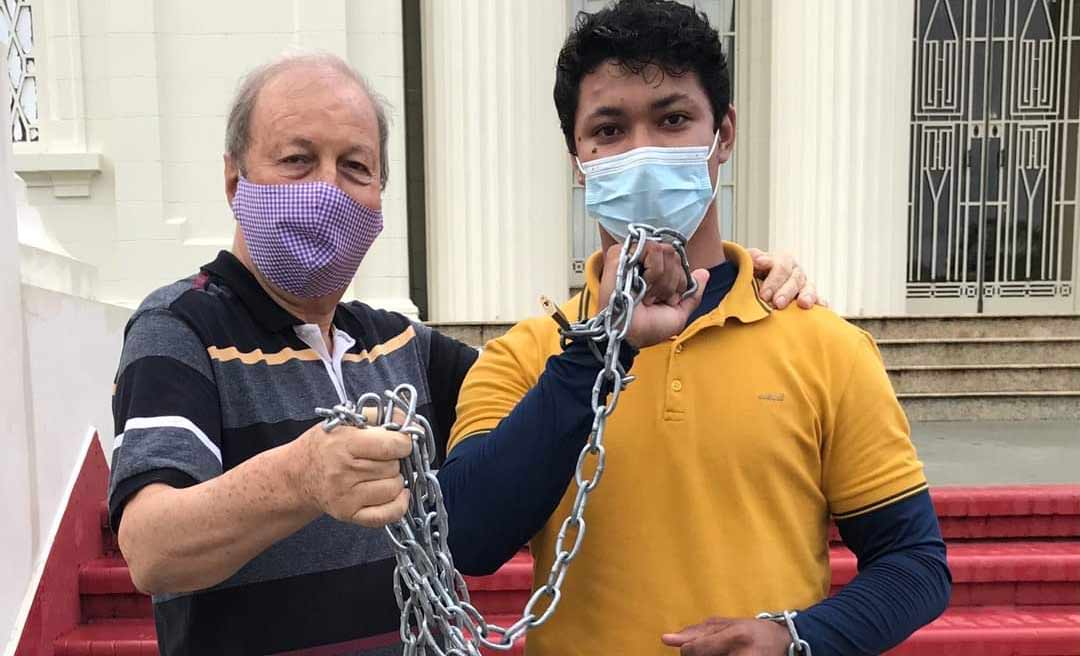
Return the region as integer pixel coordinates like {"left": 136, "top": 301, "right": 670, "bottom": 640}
{"left": 108, "top": 52, "right": 816, "bottom": 655}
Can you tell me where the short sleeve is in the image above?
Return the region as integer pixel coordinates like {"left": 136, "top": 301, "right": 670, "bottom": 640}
{"left": 108, "top": 308, "right": 223, "bottom": 531}
{"left": 447, "top": 320, "right": 550, "bottom": 453}
{"left": 823, "top": 330, "right": 928, "bottom": 520}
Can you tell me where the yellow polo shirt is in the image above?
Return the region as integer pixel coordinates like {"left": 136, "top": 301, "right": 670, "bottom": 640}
{"left": 448, "top": 242, "right": 927, "bottom": 655}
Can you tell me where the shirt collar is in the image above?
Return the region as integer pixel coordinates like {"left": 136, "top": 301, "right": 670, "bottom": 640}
{"left": 582, "top": 241, "right": 772, "bottom": 328}
{"left": 202, "top": 250, "right": 305, "bottom": 333}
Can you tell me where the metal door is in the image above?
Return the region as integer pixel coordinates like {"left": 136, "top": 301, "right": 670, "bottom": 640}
{"left": 908, "top": 0, "right": 1079, "bottom": 314}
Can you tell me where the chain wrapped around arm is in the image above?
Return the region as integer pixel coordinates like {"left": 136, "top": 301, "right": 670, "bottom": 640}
{"left": 316, "top": 224, "right": 697, "bottom": 655}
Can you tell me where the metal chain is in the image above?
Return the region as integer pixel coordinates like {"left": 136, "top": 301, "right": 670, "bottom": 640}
{"left": 756, "top": 611, "right": 812, "bottom": 656}
{"left": 316, "top": 223, "right": 697, "bottom": 655}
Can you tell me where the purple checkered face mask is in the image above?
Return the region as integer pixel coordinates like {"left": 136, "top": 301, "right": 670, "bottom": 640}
{"left": 232, "top": 176, "right": 383, "bottom": 298}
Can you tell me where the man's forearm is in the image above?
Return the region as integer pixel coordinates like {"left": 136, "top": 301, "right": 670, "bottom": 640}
{"left": 118, "top": 438, "right": 320, "bottom": 595}
{"left": 440, "top": 340, "right": 635, "bottom": 575}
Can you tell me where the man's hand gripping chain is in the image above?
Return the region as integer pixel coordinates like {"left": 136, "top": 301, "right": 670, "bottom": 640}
{"left": 316, "top": 224, "right": 696, "bottom": 655}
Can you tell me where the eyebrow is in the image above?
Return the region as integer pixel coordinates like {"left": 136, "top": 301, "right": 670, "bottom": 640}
{"left": 342, "top": 144, "right": 375, "bottom": 159}
{"left": 586, "top": 106, "right": 625, "bottom": 120}
{"left": 650, "top": 93, "right": 692, "bottom": 111}
{"left": 585, "top": 93, "right": 695, "bottom": 121}
{"left": 278, "top": 138, "right": 374, "bottom": 159}
{"left": 283, "top": 137, "right": 317, "bottom": 151}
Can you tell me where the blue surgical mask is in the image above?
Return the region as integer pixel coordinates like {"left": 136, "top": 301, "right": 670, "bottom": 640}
{"left": 576, "top": 132, "right": 721, "bottom": 242}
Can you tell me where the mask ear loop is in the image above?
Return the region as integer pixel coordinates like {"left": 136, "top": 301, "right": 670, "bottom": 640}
{"left": 696, "top": 131, "right": 723, "bottom": 231}
{"left": 702, "top": 130, "right": 722, "bottom": 207}
{"left": 705, "top": 130, "right": 721, "bottom": 159}
{"left": 574, "top": 156, "right": 587, "bottom": 176}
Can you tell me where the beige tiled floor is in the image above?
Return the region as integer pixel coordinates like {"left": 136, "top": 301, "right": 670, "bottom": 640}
{"left": 911, "top": 421, "right": 1080, "bottom": 485}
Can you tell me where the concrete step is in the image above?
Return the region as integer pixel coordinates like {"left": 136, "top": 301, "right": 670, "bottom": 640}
{"left": 900, "top": 392, "right": 1080, "bottom": 421}
{"left": 428, "top": 316, "right": 1080, "bottom": 348}
{"left": 427, "top": 322, "right": 512, "bottom": 348}
{"left": 889, "top": 364, "right": 1080, "bottom": 394}
{"left": 852, "top": 315, "right": 1080, "bottom": 340}
{"left": 878, "top": 337, "right": 1080, "bottom": 366}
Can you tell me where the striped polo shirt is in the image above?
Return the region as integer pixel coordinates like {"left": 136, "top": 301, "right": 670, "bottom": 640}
{"left": 108, "top": 250, "right": 477, "bottom": 655}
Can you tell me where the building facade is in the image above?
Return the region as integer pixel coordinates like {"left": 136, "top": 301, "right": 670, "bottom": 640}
{"left": 4, "top": 0, "right": 1080, "bottom": 650}
{"left": 6, "top": 0, "right": 1079, "bottom": 321}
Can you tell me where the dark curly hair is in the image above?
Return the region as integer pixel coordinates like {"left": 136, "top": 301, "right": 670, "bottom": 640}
{"left": 553, "top": 0, "right": 730, "bottom": 155}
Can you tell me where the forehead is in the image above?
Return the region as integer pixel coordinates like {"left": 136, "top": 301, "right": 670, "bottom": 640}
{"left": 577, "top": 60, "right": 709, "bottom": 112}
{"left": 250, "top": 64, "right": 377, "bottom": 142}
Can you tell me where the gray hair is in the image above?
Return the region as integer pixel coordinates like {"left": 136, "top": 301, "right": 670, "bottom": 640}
{"left": 225, "top": 51, "right": 391, "bottom": 190}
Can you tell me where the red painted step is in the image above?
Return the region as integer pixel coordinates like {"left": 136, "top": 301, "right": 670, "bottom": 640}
{"left": 463, "top": 551, "right": 534, "bottom": 615}
{"left": 478, "top": 615, "right": 527, "bottom": 656}
{"left": 82, "top": 540, "right": 1080, "bottom": 617}
{"left": 81, "top": 558, "right": 139, "bottom": 595}
{"left": 97, "top": 486, "right": 1080, "bottom": 554}
{"left": 830, "top": 541, "right": 1080, "bottom": 605}
{"left": 828, "top": 484, "right": 1080, "bottom": 543}
{"left": 53, "top": 617, "right": 528, "bottom": 656}
{"left": 72, "top": 487, "right": 1080, "bottom": 654}
{"left": 888, "top": 606, "right": 1080, "bottom": 656}
{"left": 54, "top": 619, "right": 157, "bottom": 656}
{"left": 78, "top": 558, "right": 150, "bottom": 622}
{"left": 54, "top": 607, "right": 1080, "bottom": 656}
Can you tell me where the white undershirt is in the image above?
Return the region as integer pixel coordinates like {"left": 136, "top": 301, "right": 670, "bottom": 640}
{"left": 293, "top": 323, "right": 356, "bottom": 403}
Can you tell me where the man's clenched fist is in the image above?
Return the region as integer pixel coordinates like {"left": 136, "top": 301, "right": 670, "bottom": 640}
{"left": 289, "top": 421, "right": 412, "bottom": 528}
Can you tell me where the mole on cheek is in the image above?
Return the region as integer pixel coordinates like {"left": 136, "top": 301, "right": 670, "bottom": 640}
{"left": 591, "top": 147, "right": 598, "bottom": 154}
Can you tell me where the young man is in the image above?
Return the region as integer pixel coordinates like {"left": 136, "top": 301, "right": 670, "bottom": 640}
{"left": 438, "top": 2, "right": 952, "bottom": 655}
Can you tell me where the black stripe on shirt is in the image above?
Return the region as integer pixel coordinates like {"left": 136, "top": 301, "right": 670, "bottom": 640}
{"left": 154, "top": 558, "right": 401, "bottom": 656}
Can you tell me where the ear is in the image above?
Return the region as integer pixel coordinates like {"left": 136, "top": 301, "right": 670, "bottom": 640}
{"left": 715, "top": 105, "right": 736, "bottom": 165}
{"left": 224, "top": 153, "right": 241, "bottom": 206}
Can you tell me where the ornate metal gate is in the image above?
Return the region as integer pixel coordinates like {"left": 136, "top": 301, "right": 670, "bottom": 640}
{"left": 908, "top": 0, "right": 1079, "bottom": 313}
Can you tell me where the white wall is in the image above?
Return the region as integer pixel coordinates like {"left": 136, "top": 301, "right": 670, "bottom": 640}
{"left": 0, "top": 30, "right": 37, "bottom": 651}
{"left": 17, "top": 0, "right": 414, "bottom": 313}
{"left": 767, "top": 0, "right": 913, "bottom": 316}
{"left": 421, "top": 0, "right": 572, "bottom": 322}
{"left": 21, "top": 286, "right": 131, "bottom": 515}
{"left": 0, "top": 286, "right": 130, "bottom": 652}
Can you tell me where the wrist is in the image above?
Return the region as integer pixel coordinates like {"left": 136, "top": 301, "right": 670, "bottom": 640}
{"left": 757, "top": 610, "right": 812, "bottom": 655}
{"left": 759, "top": 619, "right": 795, "bottom": 655}
{"left": 277, "top": 432, "right": 319, "bottom": 517}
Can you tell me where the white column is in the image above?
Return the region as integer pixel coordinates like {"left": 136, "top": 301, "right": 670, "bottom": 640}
{"left": 421, "top": 0, "right": 571, "bottom": 322}
{"left": 0, "top": 35, "right": 37, "bottom": 649}
{"left": 768, "top": 0, "right": 913, "bottom": 316}
{"left": 344, "top": 0, "right": 418, "bottom": 317}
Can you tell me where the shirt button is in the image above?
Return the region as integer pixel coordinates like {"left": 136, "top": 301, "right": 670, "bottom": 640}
{"left": 674, "top": 344, "right": 684, "bottom": 354}
{"left": 671, "top": 379, "right": 683, "bottom": 392}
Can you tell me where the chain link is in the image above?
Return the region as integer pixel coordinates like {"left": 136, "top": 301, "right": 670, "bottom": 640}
{"left": 756, "top": 611, "right": 812, "bottom": 656}
{"left": 316, "top": 223, "right": 696, "bottom": 655}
